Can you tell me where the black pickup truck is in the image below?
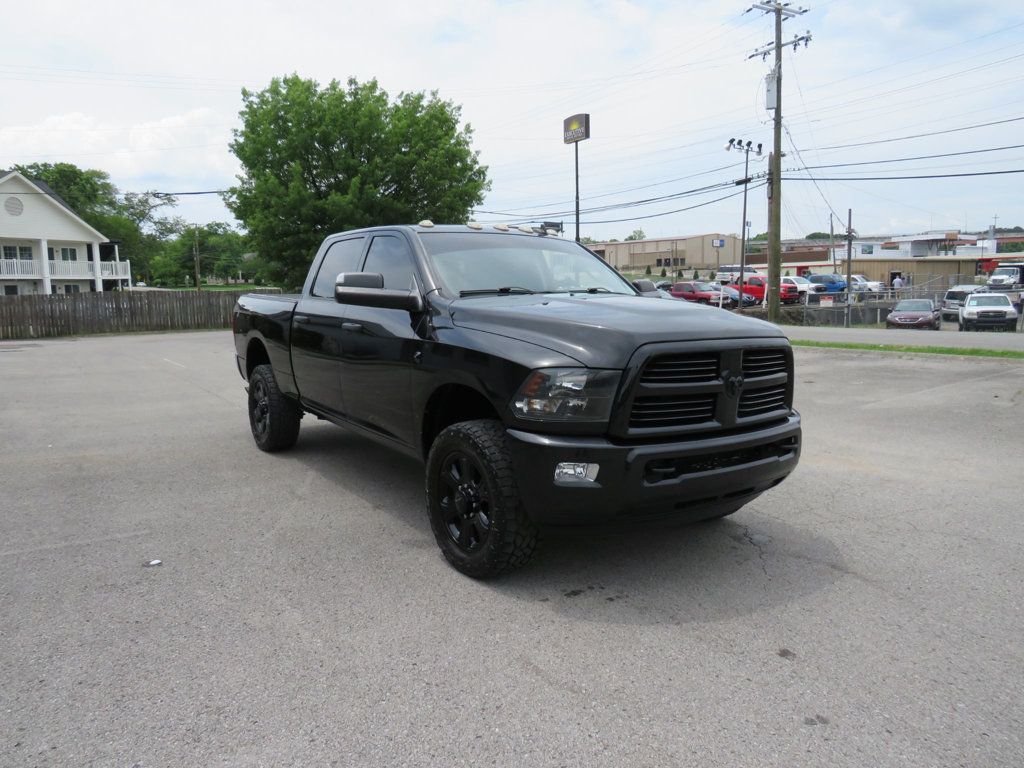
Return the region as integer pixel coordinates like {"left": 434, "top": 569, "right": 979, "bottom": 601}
{"left": 232, "top": 223, "right": 801, "bottom": 577}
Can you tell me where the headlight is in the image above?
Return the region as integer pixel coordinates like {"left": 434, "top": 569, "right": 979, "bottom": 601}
{"left": 964, "top": 310, "right": 977, "bottom": 318}
{"left": 511, "top": 368, "right": 620, "bottom": 422}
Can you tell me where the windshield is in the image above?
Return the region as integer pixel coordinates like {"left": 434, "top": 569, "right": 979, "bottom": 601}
{"left": 420, "top": 232, "right": 635, "bottom": 296}
{"left": 992, "top": 267, "right": 1018, "bottom": 277}
{"left": 895, "top": 300, "right": 932, "bottom": 311}
{"left": 693, "top": 282, "right": 716, "bottom": 291}
{"left": 967, "top": 295, "right": 1011, "bottom": 307}
{"left": 788, "top": 277, "right": 809, "bottom": 284}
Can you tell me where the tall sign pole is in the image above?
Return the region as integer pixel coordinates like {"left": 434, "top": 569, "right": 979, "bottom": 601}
{"left": 563, "top": 114, "right": 591, "bottom": 243}
{"left": 747, "top": 3, "right": 811, "bottom": 321}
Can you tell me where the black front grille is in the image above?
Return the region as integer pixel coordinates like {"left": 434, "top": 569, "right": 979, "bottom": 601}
{"left": 742, "top": 349, "right": 787, "bottom": 379}
{"left": 629, "top": 394, "right": 716, "bottom": 429}
{"left": 640, "top": 353, "right": 718, "bottom": 384}
{"left": 622, "top": 344, "right": 792, "bottom": 437}
{"left": 979, "top": 311, "right": 1005, "bottom": 318}
{"left": 738, "top": 385, "right": 788, "bottom": 418}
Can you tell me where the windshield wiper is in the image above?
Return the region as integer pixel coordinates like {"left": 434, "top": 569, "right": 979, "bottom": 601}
{"left": 552, "top": 287, "right": 631, "bottom": 294}
{"left": 459, "top": 286, "right": 536, "bottom": 297}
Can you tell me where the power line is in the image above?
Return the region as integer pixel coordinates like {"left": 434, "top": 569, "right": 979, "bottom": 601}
{"left": 805, "top": 116, "right": 1024, "bottom": 151}
{"left": 794, "top": 143, "right": 1024, "bottom": 170}
{"left": 783, "top": 169, "right": 1024, "bottom": 181}
{"left": 578, "top": 187, "right": 755, "bottom": 225}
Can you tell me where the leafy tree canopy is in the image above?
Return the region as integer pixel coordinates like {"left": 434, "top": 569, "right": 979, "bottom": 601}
{"left": 624, "top": 228, "right": 646, "bottom": 241}
{"left": 750, "top": 231, "right": 769, "bottom": 241}
{"left": 227, "top": 75, "right": 490, "bottom": 288}
{"left": 805, "top": 231, "right": 831, "bottom": 240}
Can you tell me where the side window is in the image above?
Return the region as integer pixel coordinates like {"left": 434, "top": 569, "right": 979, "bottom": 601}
{"left": 362, "top": 235, "right": 416, "bottom": 290}
{"left": 312, "top": 237, "right": 365, "bottom": 297}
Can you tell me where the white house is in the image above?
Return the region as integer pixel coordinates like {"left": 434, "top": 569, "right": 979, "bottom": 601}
{"left": 0, "top": 169, "right": 131, "bottom": 296}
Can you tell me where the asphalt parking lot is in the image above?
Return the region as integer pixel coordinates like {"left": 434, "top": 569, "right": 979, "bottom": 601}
{"left": 1, "top": 331, "right": 1022, "bottom": 767}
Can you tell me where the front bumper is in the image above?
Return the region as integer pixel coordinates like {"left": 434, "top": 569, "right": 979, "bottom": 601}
{"left": 505, "top": 414, "right": 801, "bottom": 525}
{"left": 886, "top": 316, "right": 937, "bottom": 328}
{"left": 962, "top": 314, "right": 1014, "bottom": 328}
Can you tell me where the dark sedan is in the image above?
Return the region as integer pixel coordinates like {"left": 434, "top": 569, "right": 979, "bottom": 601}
{"left": 885, "top": 299, "right": 941, "bottom": 330}
{"left": 720, "top": 285, "right": 758, "bottom": 308}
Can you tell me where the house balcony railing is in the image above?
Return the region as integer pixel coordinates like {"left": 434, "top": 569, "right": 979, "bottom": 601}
{"left": 1, "top": 259, "right": 42, "bottom": 277}
{"left": 49, "top": 261, "right": 100, "bottom": 278}
{"left": 99, "top": 261, "right": 131, "bottom": 277}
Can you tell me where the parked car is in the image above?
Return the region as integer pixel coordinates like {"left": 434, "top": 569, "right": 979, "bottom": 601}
{"left": 807, "top": 274, "right": 848, "bottom": 293}
{"left": 720, "top": 285, "right": 757, "bottom": 308}
{"left": 782, "top": 276, "right": 824, "bottom": 302}
{"left": 716, "top": 265, "right": 764, "bottom": 284}
{"left": 737, "top": 275, "right": 801, "bottom": 304}
{"left": 848, "top": 274, "right": 884, "bottom": 293}
{"left": 959, "top": 292, "right": 1019, "bottom": 331}
{"left": 232, "top": 223, "right": 801, "bottom": 577}
{"left": 885, "top": 299, "right": 941, "bottom": 330}
{"left": 654, "top": 280, "right": 674, "bottom": 290}
{"left": 670, "top": 281, "right": 727, "bottom": 304}
{"left": 940, "top": 284, "right": 983, "bottom": 320}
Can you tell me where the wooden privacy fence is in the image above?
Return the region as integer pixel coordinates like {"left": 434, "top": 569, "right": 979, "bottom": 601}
{"left": 0, "top": 289, "right": 281, "bottom": 340}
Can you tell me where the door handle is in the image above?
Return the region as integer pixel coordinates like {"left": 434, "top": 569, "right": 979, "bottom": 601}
{"left": 342, "top": 322, "right": 363, "bottom": 333}
{"left": 293, "top": 314, "right": 309, "bottom": 324}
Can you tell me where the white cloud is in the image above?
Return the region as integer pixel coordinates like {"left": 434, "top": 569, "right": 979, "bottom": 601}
{"left": 1, "top": 0, "right": 1021, "bottom": 237}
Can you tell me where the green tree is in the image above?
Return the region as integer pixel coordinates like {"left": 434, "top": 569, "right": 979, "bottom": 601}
{"left": 692, "top": 269, "right": 699, "bottom": 280}
{"left": 750, "top": 231, "right": 768, "bottom": 241}
{"left": 644, "top": 265, "right": 652, "bottom": 275}
{"left": 624, "top": 229, "right": 646, "bottom": 241}
{"left": 580, "top": 236, "right": 597, "bottom": 245}
{"left": 805, "top": 231, "right": 830, "bottom": 240}
{"left": 660, "top": 267, "right": 667, "bottom": 277}
{"left": 227, "top": 75, "right": 489, "bottom": 289}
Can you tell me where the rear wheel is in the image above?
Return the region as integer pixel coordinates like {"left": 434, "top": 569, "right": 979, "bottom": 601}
{"left": 426, "top": 419, "right": 539, "bottom": 578}
{"left": 248, "top": 364, "right": 302, "bottom": 452}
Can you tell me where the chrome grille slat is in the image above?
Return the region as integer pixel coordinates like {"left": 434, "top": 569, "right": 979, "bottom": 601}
{"left": 742, "top": 349, "right": 787, "bottom": 378}
{"left": 640, "top": 353, "right": 719, "bottom": 385}
{"left": 738, "top": 384, "right": 787, "bottom": 418}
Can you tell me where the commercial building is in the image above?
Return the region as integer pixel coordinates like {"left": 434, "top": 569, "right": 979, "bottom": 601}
{"left": 587, "top": 234, "right": 741, "bottom": 274}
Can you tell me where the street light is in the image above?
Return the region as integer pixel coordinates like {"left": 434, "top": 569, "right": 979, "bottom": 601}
{"left": 726, "top": 138, "right": 763, "bottom": 310}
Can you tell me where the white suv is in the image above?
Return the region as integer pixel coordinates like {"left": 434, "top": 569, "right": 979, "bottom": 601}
{"left": 717, "top": 265, "right": 763, "bottom": 284}
{"left": 959, "top": 293, "right": 1019, "bottom": 332}
{"left": 848, "top": 274, "right": 884, "bottom": 293}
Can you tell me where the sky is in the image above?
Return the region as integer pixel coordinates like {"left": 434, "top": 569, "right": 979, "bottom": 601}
{"left": 3, "top": 0, "right": 1023, "bottom": 242}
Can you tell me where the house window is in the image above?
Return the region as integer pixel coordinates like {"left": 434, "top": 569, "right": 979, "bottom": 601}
{"left": 48, "top": 247, "right": 55, "bottom": 260}
{"left": 2, "top": 245, "right": 17, "bottom": 260}
{"left": 64, "top": 285, "right": 80, "bottom": 294}
{"left": 61, "top": 247, "right": 78, "bottom": 261}
{"left": 51, "top": 285, "right": 59, "bottom": 294}
{"left": 4, "top": 285, "right": 18, "bottom": 296}
{"left": 655, "top": 258, "right": 662, "bottom": 266}
{"left": 860, "top": 245, "right": 874, "bottom": 255}
{"left": 18, "top": 246, "right": 32, "bottom": 260}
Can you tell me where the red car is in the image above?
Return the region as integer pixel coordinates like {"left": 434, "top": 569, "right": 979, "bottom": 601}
{"left": 670, "top": 281, "right": 728, "bottom": 304}
{"left": 736, "top": 275, "right": 800, "bottom": 305}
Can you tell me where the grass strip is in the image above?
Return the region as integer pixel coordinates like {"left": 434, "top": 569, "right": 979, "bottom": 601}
{"left": 790, "top": 339, "right": 1024, "bottom": 360}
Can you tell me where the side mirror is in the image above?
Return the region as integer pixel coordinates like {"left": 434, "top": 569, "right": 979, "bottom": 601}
{"left": 335, "top": 272, "right": 424, "bottom": 312}
{"left": 632, "top": 279, "right": 656, "bottom": 293}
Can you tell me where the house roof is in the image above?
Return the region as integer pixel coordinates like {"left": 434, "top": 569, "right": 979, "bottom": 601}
{"left": 0, "top": 169, "right": 109, "bottom": 241}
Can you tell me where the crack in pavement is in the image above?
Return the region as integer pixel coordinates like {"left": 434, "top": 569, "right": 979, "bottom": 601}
{"left": 740, "top": 524, "right": 771, "bottom": 590}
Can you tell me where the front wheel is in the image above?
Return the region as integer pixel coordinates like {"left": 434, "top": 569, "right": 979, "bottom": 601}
{"left": 426, "top": 420, "right": 539, "bottom": 578}
{"left": 248, "top": 364, "right": 302, "bottom": 452}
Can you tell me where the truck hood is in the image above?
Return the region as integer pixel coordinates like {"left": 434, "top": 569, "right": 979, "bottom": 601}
{"left": 449, "top": 293, "right": 785, "bottom": 368}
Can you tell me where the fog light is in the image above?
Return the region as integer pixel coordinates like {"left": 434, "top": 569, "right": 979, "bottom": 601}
{"left": 554, "top": 462, "right": 600, "bottom": 482}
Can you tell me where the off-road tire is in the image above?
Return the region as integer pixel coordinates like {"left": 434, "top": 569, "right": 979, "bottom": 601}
{"left": 248, "top": 364, "right": 301, "bottom": 452}
{"left": 426, "top": 419, "right": 539, "bottom": 578}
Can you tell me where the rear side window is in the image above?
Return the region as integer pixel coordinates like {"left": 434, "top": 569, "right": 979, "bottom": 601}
{"left": 362, "top": 235, "right": 416, "bottom": 290}
{"left": 313, "top": 238, "right": 365, "bottom": 297}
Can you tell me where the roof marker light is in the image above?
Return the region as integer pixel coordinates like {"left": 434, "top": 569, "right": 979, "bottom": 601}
{"left": 467, "top": 221, "right": 483, "bottom": 230}
{"left": 418, "top": 220, "right": 434, "bottom": 228}
{"left": 493, "top": 223, "right": 509, "bottom": 232}
{"left": 518, "top": 225, "right": 534, "bottom": 234}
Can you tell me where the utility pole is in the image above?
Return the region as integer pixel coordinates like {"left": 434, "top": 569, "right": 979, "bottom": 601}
{"left": 748, "top": 3, "right": 811, "bottom": 322}
{"left": 726, "top": 138, "right": 763, "bottom": 311}
{"left": 193, "top": 225, "right": 201, "bottom": 292}
{"left": 845, "top": 208, "right": 853, "bottom": 328}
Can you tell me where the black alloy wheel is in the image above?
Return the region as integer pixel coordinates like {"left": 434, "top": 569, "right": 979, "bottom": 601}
{"left": 438, "top": 451, "right": 491, "bottom": 552}
{"left": 425, "top": 419, "right": 539, "bottom": 578}
{"left": 247, "top": 363, "right": 301, "bottom": 452}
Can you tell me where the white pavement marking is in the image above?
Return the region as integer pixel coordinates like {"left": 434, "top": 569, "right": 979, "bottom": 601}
{"left": 161, "top": 358, "right": 187, "bottom": 368}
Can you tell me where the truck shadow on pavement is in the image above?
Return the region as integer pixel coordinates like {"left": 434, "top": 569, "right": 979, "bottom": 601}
{"left": 285, "top": 423, "right": 850, "bottom": 625}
